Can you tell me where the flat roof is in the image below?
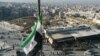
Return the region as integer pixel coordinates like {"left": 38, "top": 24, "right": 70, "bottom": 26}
{"left": 51, "top": 33, "right": 73, "bottom": 40}
{"left": 47, "top": 27, "right": 100, "bottom": 40}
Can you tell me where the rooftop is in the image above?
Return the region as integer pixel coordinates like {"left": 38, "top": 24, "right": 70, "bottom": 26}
{"left": 47, "top": 26, "right": 100, "bottom": 40}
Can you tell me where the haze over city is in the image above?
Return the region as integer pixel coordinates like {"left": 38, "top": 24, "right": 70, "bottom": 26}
{"left": 0, "top": 0, "right": 100, "bottom": 4}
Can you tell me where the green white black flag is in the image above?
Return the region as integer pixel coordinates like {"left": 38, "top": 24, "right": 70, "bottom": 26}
{"left": 21, "top": 15, "right": 42, "bottom": 55}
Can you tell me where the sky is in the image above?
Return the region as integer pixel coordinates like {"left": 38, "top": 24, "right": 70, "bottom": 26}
{"left": 0, "top": 0, "right": 100, "bottom": 3}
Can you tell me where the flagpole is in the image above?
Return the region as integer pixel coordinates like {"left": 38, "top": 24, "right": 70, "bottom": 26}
{"left": 37, "top": 0, "right": 43, "bottom": 56}
{"left": 38, "top": 0, "right": 41, "bottom": 16}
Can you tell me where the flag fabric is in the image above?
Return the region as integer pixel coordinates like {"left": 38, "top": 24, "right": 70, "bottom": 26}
{"left": 21, "top": 15, "right": 42, "bottom": 56}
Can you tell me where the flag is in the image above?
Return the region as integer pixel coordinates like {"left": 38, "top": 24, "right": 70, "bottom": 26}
{"left": 21, "top": 15, "right": 42, "bottom": 56}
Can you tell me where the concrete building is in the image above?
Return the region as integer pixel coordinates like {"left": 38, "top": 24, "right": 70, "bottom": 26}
{"left": 45, "top": 26, "right": 100, "bottom": 49}
{"left": 93, "top": 19, "right": 100, "bottom": 24}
